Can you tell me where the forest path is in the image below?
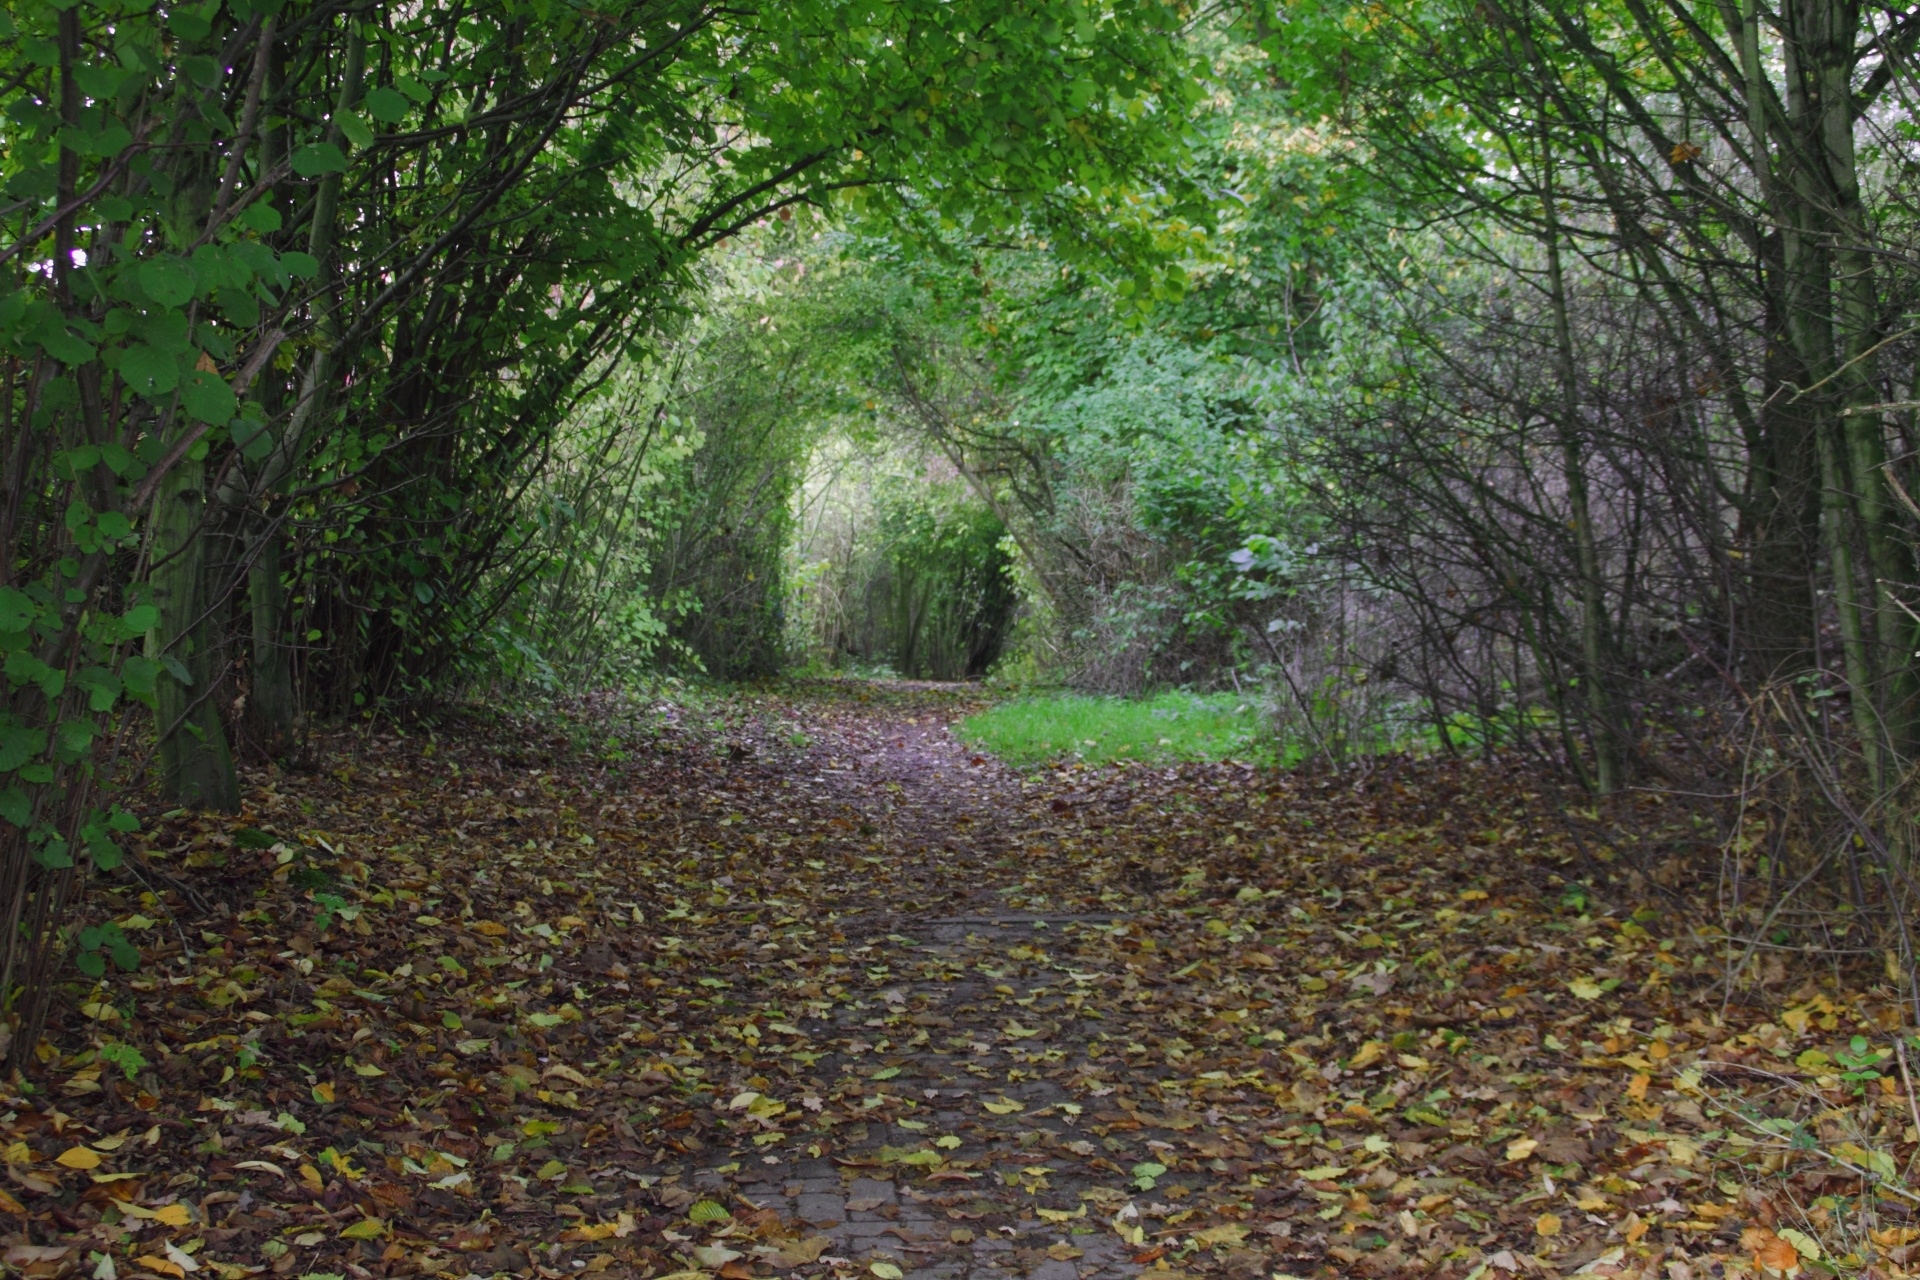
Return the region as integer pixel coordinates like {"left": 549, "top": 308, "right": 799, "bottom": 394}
{"left": 690, "top": 683, "right": 1166, "bottom": 1280}
{"left": 20, "top": 681, "right": 1816, "bottom": 1280}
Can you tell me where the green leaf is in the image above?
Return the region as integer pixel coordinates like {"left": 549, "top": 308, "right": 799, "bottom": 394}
{"left": 117, "top": 343, "right": 179, "bottom": 397}
{"left": 0, "top": 587, "right": 36, "bottom": 632}
{"left": 291, "top": 143, "right": 349, "bottom": 177}
{"left": 86, "top": 824, "right": 124, "bottom": 871}
{"left": 364, "top": 86, "right": 411, "bottom": 123}
{"left": 6, "top": 650, "right": 59, "bottom": 697}
{"left": 181, "top": 369, "right": 236, "bottom": 424}
{"left": 0, "top": 722, "right": 46, "bottom": 772}
{"left": 237, "top": 203, "right": 282, "bottom": 233}
{"left": 169, "top": 8, "right": 212, "bottom": 40}
{"left": 336, "top": 112, "right": 375, "bottom": 149}
{"left": 138, "top": 257, "right": 198, "bottom": 308}
{"left": 121, "top": 655, "right": 158, "bottom": 703}
{"left": 37, "top": 327, "right": 95, "bottom": 366}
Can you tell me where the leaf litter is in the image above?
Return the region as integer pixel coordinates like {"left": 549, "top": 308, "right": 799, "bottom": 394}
{"left": 6, "top": 680, "right": 1918, "bottom": 1280}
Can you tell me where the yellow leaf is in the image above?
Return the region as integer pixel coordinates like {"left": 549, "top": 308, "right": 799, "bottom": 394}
{"left": 55, "top": 1146, "right": 101, "bottom": 1170}
{"left": 1534, "top": 1213, "right": 1561, "bottom": 1237}
{"left": 1776, "top": 1228, "right": 1820, "bottom": 1261}
{"left": 297, "top": 1164, "right": 324, "bottom": 1195}
{"left": 352, "top": 1062, "right": 386, "bottom": 1077}
{"left": 154, "top": 1203, "right": 192, "bottom": 1227}
{"left": 471, "top": 920, "right": 510, "bottom": 936}
{"left": 1627, "top": 1073, "right": 1650, "bottom": 1102}
{"left": 312, "top": 1081, "right": 335, "bottom": 1103}
{"left": 565, "top": 1222, "right": 620, "bottom": 1242}
{"left": 1567, "top": 978, "right": 1604, "bottom": 1000}
{"left": 982, "top": 1098, "right": 1024, "bottom": 1115}
{"left": 1504, "top": 1138, "right": 1537, "bottom": 1162}
{"left": 340, "top": 1217, "right": 386, "bottom": 1240}
{"left": 0, "top": 1188, "right": 22, "bottom": 1213}
{"left": 935, "top": 1135, "right": 961, "bottom": 1149}
{"left": 135, "top": 1256, "right": 186, "bottom": 1279}
{"left": 1193, "top": 1224, "right": 1249, "bottom": 1247}
{"left": 1348, "top": 1041, "right": 1386, "bottom": 1069}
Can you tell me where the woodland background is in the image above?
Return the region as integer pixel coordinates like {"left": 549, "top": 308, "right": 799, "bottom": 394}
{"left": 4, "top": 0, "right": 1920, "bottom": 1071}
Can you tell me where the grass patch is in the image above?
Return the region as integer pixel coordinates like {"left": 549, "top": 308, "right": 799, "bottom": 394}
{"left": 960, "top": 691, "right": 1273, "bottom": 767}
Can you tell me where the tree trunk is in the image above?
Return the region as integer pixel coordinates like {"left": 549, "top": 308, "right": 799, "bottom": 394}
{"left": 1542, "top": 146, "right": 1625, "bottom": 792}
{"left": 247, "top": 522, "right": 299, "bottom": 756}
{"left": 149, "top": 451, "right": 240, "bottom": 811}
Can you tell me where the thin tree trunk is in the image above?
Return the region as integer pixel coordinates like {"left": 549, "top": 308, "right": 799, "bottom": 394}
{"left": 149, "top": 449, "right": 240, "bottom": 810}
{"left": 1542, "top": 146, "right": 1624, "bottom": 792}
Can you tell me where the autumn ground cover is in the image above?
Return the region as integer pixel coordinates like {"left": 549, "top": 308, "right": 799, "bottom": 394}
{"left": 4, "top": 681, "right": 1916, "bottom": 1280}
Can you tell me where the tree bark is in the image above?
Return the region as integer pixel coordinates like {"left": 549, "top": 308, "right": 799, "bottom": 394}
{"left": 149, "top": 450, "right": 240, "bottom": 811}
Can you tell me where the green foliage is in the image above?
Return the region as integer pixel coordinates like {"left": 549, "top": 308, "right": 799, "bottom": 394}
{"left": 792, "top": 435, "right": 1015, "bottom": 680}
{"left": 0, "top": 0, "right": 1207, "bottom": 1054}
{"left": 98, "top": 1040, "right": 148, "bottom": 1082}
{"left": 311, "top": 892, "right": 358, "bottom": 934}
{"left": 72, "top": 923, "right": 140, "bottom": 979}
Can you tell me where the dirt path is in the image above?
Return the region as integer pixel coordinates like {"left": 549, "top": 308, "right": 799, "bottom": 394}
{"left": 690, "top": 687, "right": 1170, "bottom": 1280}
{"left": 11, "top": 680, "right": 1891, "bottom": 1280}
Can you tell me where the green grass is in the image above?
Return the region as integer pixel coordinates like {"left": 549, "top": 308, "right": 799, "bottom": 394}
{"left": 959, "top": 691, "right": 1273, "bottom": 767}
